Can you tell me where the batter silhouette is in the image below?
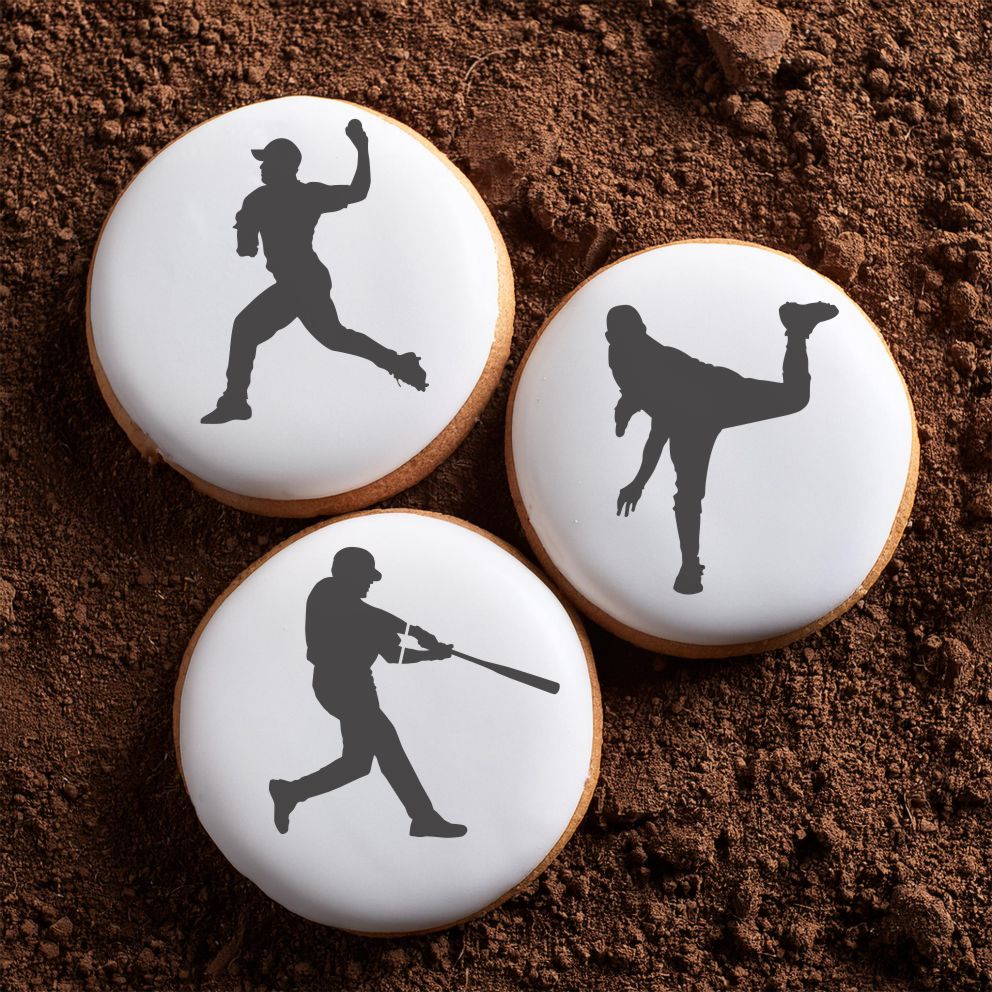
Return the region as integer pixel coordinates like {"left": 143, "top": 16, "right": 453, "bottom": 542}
{"left": 268, "top": 547, "right": 467, "bottom": 838}
{"left": 202, "top": 120, "right": 428, "bottom": 424}
{"left": 608, "top": 301, "right": 839, "bottom": 594}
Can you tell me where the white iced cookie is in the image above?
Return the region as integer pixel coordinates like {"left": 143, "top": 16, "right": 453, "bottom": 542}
{"left": 507, "top": 240, "right": 918, "bottom": 658}
{"left": 175, "top": 510, "right": 600, "bottom": 934}
{"left": 88, "top": 97, "right": 512, "bottom": 516}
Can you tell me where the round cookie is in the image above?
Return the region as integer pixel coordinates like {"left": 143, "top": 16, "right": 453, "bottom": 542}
{"left": 88, "top": 96, "right": 513, "bottom": 516}
{"left": 174, "top": 509, "right": 601, "bottom": 935}
{"left": 507, "top": 240, "right": 918, "bottom": 658}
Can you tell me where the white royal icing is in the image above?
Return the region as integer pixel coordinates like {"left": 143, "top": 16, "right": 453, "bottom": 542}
{"left": 178, "top": 512, "right": 596, "bottom": 933}
{"left": 510, "top": 242, "right": 914, "bottom": 649}
{"left": 91, "top": 97, "right": 501, "bottom": 501}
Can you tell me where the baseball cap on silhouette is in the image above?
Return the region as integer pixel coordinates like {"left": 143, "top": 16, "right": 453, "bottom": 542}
{"left": 332, "top": 547, "right": 383, "bottom": 582}
{"left": 251, "top": 138, "right": 302, "bottom": 170}
{"left": 605, "top": 304, "right": 644, "bottom": 342}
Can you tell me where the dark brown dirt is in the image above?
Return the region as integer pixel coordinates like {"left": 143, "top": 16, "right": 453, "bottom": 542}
{"left": 2, "top": 1, "right": 991, "bottom": 989}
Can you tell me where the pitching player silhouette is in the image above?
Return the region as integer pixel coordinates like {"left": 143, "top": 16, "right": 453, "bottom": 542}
{"left": 268, "top": 547, "right": 468, "bottom": 838}
{"left": 608, "top": 301, "right": 839, "bottom": 594}
{"left": 202, "top": 120, "right": 428, "bottom": 424}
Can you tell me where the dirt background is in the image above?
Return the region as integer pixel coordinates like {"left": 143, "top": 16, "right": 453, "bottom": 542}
{"left": 2, "top": 0, "right": 991, "bottom": 989}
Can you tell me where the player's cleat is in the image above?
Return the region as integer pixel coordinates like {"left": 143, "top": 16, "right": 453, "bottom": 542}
{"left": 201, "top": 395, "right": 252, "bottom": 424}
{"left": 673, "top": 559, "right": 705, "bottom": 595}
{"left": 778, "top": 301, "right": 839, "bottom": 338}
{"left": 409, "top": 811, "right": 467, "bottom": 838}
{"left": 269, "top": 779, "right": 297, "bottom": 835}
{"left": 388, "top": 352, "right": 429, "bottom": 391}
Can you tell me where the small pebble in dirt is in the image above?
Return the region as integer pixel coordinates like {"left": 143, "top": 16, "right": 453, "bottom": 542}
{"left": 691, "top": 0, "right": 791, "bottom": 88}
{"left": 948, "top": 339, "right": 977, "bottom": 374}
{"left": 902, "top": 100, "right": 926, "bottom": 125}
{"left": 781, "top": 913, "right": 820, "bottom": 954}
{"left": 99, "top": 119, "right": 122, "bottom": 143}
{"left": 134, "top": 947, "right": 157, "bottom": 973}
{"left": 865, "top": 67, "right": 890, "bottom": 97}
{"left": 821, "top": 231, "right": 866, "bottom": 284}
{"left": 883, "top": 884, "right": 957, "bottom": 963}
{"left": 948, "top": 279, "right": 981, "bottom": 320}
{"left": 939, "top": 637, "right": 975, "bottom": 688}
{"left": 737, "top": 99, "right": 773, "bottom": 136}
{"left": 47, "top": 917, "right": 73, "bottom": 944}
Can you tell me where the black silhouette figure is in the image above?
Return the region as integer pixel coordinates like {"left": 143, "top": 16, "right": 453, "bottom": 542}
{"left": 201, "top": 120, "right": 429, "bottom": 424}
{"left": 268, "top": 547, "right": 467, "bottom": 838}
{"left": 608, "top": 301, "right": 839, "bottom": 594}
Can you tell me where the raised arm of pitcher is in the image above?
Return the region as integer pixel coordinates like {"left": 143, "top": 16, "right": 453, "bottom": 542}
{"left": 343, "top": 119, "right": 371, "bottom": 204}
{"left": 618, "top": 419, "right": 668, "bottom": 516}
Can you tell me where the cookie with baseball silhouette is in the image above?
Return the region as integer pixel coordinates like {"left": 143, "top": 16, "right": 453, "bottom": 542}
{"left": 506, "top": 240, "right": 918, "bottom": 658}
{"left": 88, "top": 96, "right": 513, "bottom": 516}
{"left": 174, "top": 509, "right": 600, "bottom": 935}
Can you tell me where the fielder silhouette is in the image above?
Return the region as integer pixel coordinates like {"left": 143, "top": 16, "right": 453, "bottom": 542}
{"left": 202, "top": 120, "right": 428, "bottom": 424}
{"left": 268, "top": 547, "right": 467, "bottom": 838}
{"left": 608, "top": 301, "right": 839, "bottom": 594}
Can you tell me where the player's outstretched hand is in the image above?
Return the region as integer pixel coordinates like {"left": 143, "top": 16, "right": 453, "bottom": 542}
{"left": 345, "top": 119, "right": 368, "bottom": 147}
{"left": 236, "top": 244, "right": 258, "bottom": 258}
{"left": 434, "top": 643, "right": 455, "bottom": 660}
{"left": 617, "top": 482, "right": 643, "bottom": 517}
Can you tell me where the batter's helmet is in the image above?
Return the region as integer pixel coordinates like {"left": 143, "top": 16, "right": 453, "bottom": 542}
{"left": 332, "top": 547, "right": 382, "bottom": 582}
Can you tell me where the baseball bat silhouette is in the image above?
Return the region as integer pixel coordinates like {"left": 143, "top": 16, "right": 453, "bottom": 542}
{"left": 369, "top": 606, "right": 561, "bottom": 695}
{"left": 449, "top": 649, "right": 560, "bottom": 694}
{"left": 391, "top": 620, "right": 559, "bottom": 694}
